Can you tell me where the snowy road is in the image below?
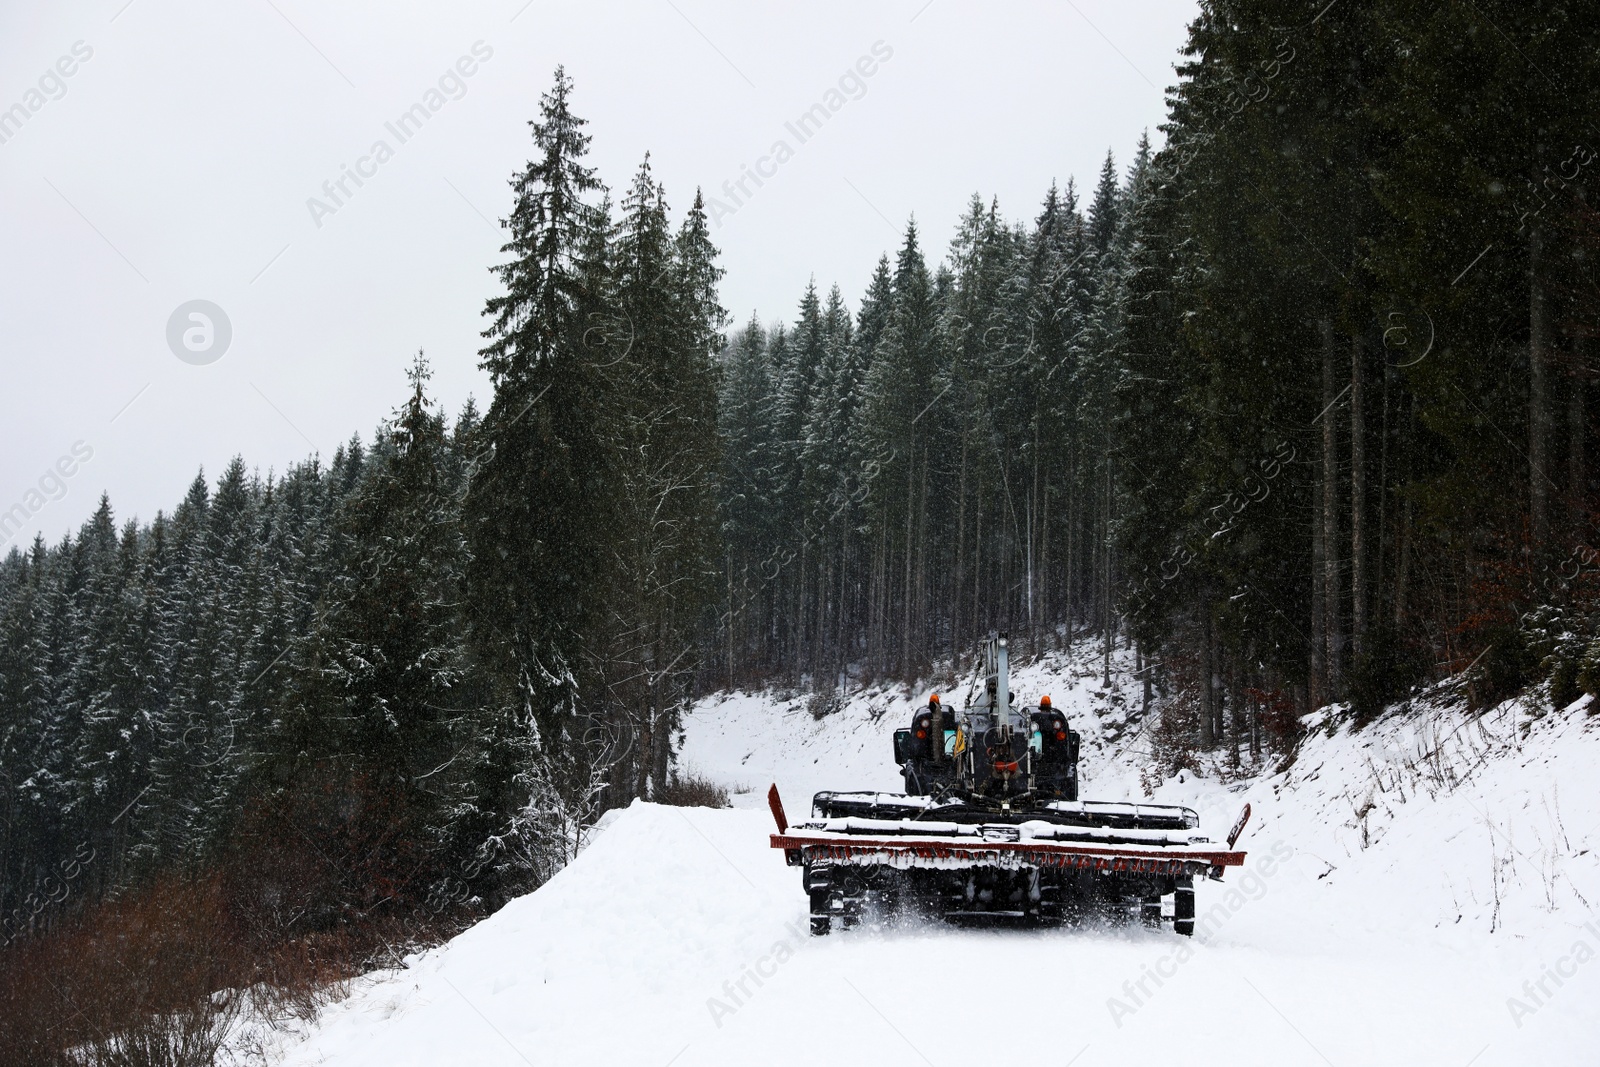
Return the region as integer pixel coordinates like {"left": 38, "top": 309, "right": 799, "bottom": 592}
{"left": 280, "top": 803, "right": 1593, "bottom": 1067}
{"left": 280, "top": 651, "right": 1600, "bottom": 1066}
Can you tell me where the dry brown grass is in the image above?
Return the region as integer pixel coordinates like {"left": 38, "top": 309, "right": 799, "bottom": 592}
{"left": 654, "top": 773, "right": 730, "bottom": 808}
{"left": 0, "top": 876, "right": 242, "bottom": 1067}
{"left": 0, "top": 873, "right": 461, "bottom": 1067}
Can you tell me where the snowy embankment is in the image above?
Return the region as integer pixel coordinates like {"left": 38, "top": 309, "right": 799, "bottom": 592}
{"left": 268, "top": 646, "right": 1600, "bottom": 1066}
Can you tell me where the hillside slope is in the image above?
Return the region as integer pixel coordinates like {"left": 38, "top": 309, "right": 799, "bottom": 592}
{"left": 271, "top": 646, "right": 1600, "bottom": 1066}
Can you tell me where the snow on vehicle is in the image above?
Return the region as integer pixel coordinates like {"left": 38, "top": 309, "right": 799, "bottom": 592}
{"left": 768, "top": 633, "right": 1249, "bottom": 935}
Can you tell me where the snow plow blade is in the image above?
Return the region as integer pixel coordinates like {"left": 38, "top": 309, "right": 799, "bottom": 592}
{"left": 768, "top": 786, "right": 1247, "bottom": 935}
{"left": 770, "top": 788, "right": 1246, "bottom": 879}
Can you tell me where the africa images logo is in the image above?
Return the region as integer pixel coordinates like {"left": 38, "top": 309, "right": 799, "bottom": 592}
{"left": 166, "top": 300, "right": 232, "bottom": 365}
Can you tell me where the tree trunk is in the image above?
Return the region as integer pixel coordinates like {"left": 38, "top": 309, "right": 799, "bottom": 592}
{"left": 1031, "top": 406, "right": 1042, "bottom": 647}
{"left": 1376, "top": 348, "right": 1391, "bottom": 627}
{"left": 796, "top": 541, "right": 808, "bottom": 686}
{"left": 902, "top": 452, "right": 914, "bottom": 679}
{"left": 1350, "top": 330, "right": 1368, "bottom": 667}
{"left": 1321, "top": 317, "right": 1344, "bottom": 698}
{"left": 954, "top": 427, "right": 969, "bottom": 654}
{"left": 1103, "top": 445, "right": 1114, "bottom": 687}
{"left": 917, "top": 454, "right": 929, "bottom": 670}
{"left": 1065, "top": 478, "right": 1075, "bottom": 650}
{"left": 1310, "top": 466, "right": 1326, "bottom": 709}
{"left": 651, "top": 695, "right": 671, "bottom": 801}
{"left": 1211, "top": 619, "right": 1225, "bottom": 746}
{"left": 971, "top": 478, "right": 983, "bottom": 648}
{"left": 1570, "top": 340, "right": 1587, "bottom": 537}
{"left": 1394, "top": 395, "right": 1417, "bottom": 627}
{"left": 1530, "top": 225, "right": 1550, "bottom": 550}
{"left": 1141, "top": 643, "right": 1152, "bottom": 716}
{"left": 1199, "top": 599, "right": 1215, "bottom": 749}
{"left": 1041, "top": 481, "right": 1052, "bottom": 651}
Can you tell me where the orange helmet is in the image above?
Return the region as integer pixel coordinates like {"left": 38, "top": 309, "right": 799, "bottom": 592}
{"left": 929, "top": 693, "right": 941, "bottom": 705}
{"left": 1039, "top": 694, "right": 1052, "bottom": 708}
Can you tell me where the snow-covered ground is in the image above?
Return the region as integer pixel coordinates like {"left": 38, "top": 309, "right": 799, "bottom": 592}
{"left": 267, "top": 645, "right": 1600, "bottom": 1066}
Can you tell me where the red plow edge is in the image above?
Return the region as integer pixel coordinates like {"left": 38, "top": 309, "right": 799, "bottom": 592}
{"left": 768, "top": 784, "right": 1247, "bottom": 882}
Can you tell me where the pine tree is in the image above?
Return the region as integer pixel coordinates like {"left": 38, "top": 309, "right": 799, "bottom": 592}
{"left": 465, "top": 66, "right": 619, "bottom": 782}
{"left": 264, "top": 354, "right": 479, "bottom": 916}
{"left": 1088, "top": 150, "right": 1121, "bottom": 258}
{"left": 716, "top": 317, "right": 778, "bottom": 679}
{"left": 604, "top": 162, "right": 726, "bottom": 798}
{"left": 858, "top": 220, "right": 942, "bottom": 676}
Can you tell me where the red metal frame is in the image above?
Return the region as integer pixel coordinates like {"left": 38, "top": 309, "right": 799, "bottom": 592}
{"left": 767, "top": 784, "right": 789, "bottom": 834}
{"left": 772, "top": 832, "right": 1245, "bottom": 876}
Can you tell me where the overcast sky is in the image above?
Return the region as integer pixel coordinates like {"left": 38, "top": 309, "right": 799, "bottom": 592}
{"left": 1, "top": 0, "right": 1198, "bottom": 551}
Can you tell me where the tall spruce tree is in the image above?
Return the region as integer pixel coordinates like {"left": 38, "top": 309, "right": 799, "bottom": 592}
{"left": 465, "top": 67, "right": 619, "bottom": 785}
